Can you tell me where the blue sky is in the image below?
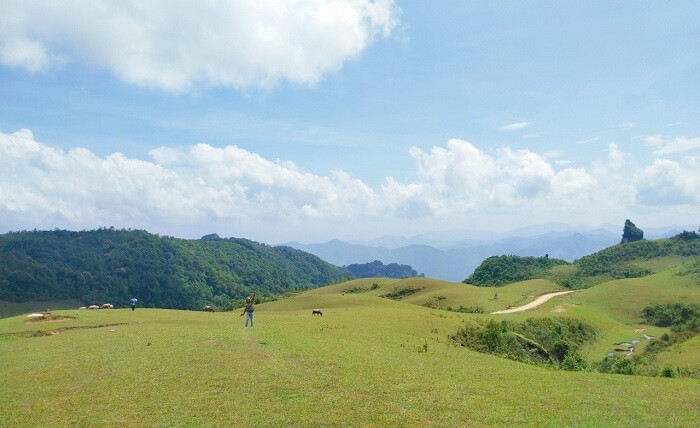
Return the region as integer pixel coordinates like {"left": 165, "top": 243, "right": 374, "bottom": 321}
{"left": 1, "top": 1, "right": 699, "bottom": 243}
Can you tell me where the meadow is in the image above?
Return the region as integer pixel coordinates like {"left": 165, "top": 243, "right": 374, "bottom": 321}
{"left": 2, "top": 275, "right": 699, "bottom": 427}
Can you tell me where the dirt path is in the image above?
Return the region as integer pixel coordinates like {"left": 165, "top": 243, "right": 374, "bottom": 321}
{"left": 491, "top": 290, "right": 577, "bottom": 314}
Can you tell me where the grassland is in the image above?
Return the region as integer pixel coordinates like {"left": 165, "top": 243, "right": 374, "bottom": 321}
{"left": 2, "top": 274, "right": 699, "bottom": 427}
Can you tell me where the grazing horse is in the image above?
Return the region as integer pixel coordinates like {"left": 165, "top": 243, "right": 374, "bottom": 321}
{"left": 312, "top": 309, "right": 323, "bottom": 316}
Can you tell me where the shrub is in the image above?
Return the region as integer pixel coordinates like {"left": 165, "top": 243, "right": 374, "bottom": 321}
{"left": 641, "top": 302, "right": 700, "bottom": 329}
{"left": 660, "top": 365, "right": 676, "bottom": 378}
{"left": 598, "top": 354, "right": 637, "bottom": 375}
{"left": 561, "top": 352, "right": 588, "bottom": 371}
{"left": 380, "top": 287, "right": 423, "bottom": 300}
{"left": 450, "top": 317, "right": 597, "bottom": 366}
{"left": 451, "top": 305, "right": 485, "bottom": 314}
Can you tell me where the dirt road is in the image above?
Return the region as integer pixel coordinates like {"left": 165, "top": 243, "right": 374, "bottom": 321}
{"left": 491, "top": 290, "right": 577, "bottom": 314}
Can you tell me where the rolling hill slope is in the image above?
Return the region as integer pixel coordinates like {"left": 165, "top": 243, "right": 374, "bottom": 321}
{"left": 2, "top": 274, "right": 698, "bottom": 427}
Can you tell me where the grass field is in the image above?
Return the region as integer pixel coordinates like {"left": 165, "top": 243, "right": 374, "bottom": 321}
{"left": 2, "top": 275, "right": 699, "bottom": 427}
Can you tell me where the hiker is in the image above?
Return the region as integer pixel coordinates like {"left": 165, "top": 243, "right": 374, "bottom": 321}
{"left": 129, "top": 297, "right": 138, "bottom": 311}
{"left": 240, "top": 291, "right": 256, "bottom": 327}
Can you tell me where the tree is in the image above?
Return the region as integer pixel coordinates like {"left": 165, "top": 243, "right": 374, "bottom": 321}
{"left": 621, "top": 219, "right": 644, "bottom": 244}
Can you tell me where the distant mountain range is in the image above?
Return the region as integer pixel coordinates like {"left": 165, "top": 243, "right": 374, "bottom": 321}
{"left": 285, "top": 223, "right": 696, "bottom": 281}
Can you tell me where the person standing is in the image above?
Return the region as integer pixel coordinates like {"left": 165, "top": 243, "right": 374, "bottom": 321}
{"left": 129, "top": 297, "right": 138, "bottom": 311}
{"left": 240, "top": 291, "right": 256, "bottom": 327}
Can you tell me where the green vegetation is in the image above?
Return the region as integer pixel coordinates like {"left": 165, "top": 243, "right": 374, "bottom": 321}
{"left": 464, "top": 255, "right": 569, "bottom": 286}
{"left": 559, "top": 236, "right": 700, "bottom": 288}
{"left": 450, "top": 305, "right": 486, "bottom": 314}
{"left": 343, "top": 282, "right": 380, "bottom": 294}
{"left": 465, "top": 236, "right": 700, "bottom": 289}
{"left": 0, "top": 229, "right": 347, "bottom": 311}
{"left": 380, "top": 286, "right": 423, "bottom": 300}
{"left": 1, "top": 228, "right": 699, "bottom": 425}
{"left": 345, "top": 260, "right": 418, "bottom": 279}
{"left": 2, "top": 287, "right": 698, "bottom": 427}
{"left": 673, "top": 230, "right": 700, "bottom": 240}
{"left": 611, "top": 302, "right": 700, "bottom": 377}
{"left": 450, "top": 317, "right": 597, "bottom": 365}
{"left": 642, "top": 302, "right": 699, "bottom": 330}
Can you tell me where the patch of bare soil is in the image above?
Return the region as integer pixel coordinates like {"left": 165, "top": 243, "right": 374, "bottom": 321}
{"left": 1, "top": 323, "right": 127, "bottom": 339}
{"left": 25, "top": 314, "right": 76, "bottom": 324}
{"left": 551, "top": 306, "right": 566, "bottom": 313}
{"left": 491, "top": 290, "right": 578, "bottom": 314}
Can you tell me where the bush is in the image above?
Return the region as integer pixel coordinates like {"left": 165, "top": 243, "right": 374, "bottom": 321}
{"left": 660, "top": 365, "right": 676, "bottom": 378}
{"left": 450, "top": 317, "right": 598, "bottom": 366}
{"left": 641, "top": 302, "right": 700, "bottom": 329}
{"left": 598, "top": 354, "right": 637, "bottom": 375}
{"left": 380, "top": 287, "right": 423, "bottom": 300}
{"left": 449, "top": 305, "right": 485, "bottom": 314}
{"left": 561, "top": 352, "right": 588, "bottom": 371}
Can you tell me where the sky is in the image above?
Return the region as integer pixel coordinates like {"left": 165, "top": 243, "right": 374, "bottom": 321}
{"left": 1, "top": 1, "right": 699, "bottom": 244}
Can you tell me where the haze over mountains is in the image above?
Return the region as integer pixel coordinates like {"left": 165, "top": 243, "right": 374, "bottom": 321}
{"left": 286, "top": 222, "right": 696, "bottom": 281}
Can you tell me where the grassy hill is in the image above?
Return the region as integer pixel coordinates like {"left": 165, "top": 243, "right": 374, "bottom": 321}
{"left": 2, "top": 268, "right": 699, "bottom": 427}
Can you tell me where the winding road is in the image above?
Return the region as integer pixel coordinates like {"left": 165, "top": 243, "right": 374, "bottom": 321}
{"left": 491, "top": 290, "right": 577, "bottom": 314}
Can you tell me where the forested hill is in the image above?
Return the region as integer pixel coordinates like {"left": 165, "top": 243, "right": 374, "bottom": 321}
{"left": 345, "top": 260, "right": 419, "bottom": 279}
{"left": 0, "top": 229, "right": 348, "bottom": 310}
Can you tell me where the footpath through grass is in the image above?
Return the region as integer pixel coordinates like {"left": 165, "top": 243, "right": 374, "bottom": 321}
{"left": 2, "top": 291, "right": 699, "bottom": 427}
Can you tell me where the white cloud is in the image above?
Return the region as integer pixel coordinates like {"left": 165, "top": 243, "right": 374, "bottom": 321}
{"left": 644, "top": 135, "right": 700, "bottom": 155}
{"left": 401, "top": 140, "right": 597, "bottom": 212}
{"left": 606, "top": 143, "right": 631, "bottom": 170}
{"left": 500, "top": 122, "right": 529, "bottom": 131}
{"left": 617, "top": 122, "right": 637, "bottom": 130}
{"left": 635, "top": 159, "right": 700, "bottom": 205}
{"left": 0, "top": 130, "right": 383, "bottom": 235}
{"left": 0, "top": 0, "right": 399, "bottom": 92}
{"left": 574, "top": 137, "right": 600, "bottom": 144}
{"left": 2, "top": 130, "right": 699, "bottom": 241}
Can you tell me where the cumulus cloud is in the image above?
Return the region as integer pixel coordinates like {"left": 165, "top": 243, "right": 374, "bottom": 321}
{"left": 644, "top": 135, "right": 700, "bottom": 155}
{"left": 2, "top": 130, "right": 699, "bottom": 241}
{"left": 500, "top": 122, "right": 529, "bottom": 131}
{"left": 0, "top": 0, "right": 398, "bottom": 92}
{"left": 634, "top": 159, "right": 700, "bottom": 206}
{"left": 0, "top": 129, "right": 383, "bottom": 234}
{"left": 392, "top": 139, "right": 600, "bottom": 215}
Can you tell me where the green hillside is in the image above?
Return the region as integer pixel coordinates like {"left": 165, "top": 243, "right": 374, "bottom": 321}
{"left": 2, "top": 275, "right": 698, "bottom": 427}
{"left": 465, "top": 233, "right": 700, "bottom": 289}
{"left": 0, "top": 229, "right": 347, "bottom": 312}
